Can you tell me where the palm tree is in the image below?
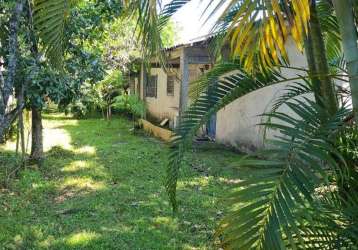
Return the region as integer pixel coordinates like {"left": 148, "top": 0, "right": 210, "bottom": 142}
{"left": 133, "top": 0, "right": 358, "bottom": 248}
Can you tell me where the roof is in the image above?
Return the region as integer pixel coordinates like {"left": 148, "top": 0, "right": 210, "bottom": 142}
{"left": 163, "top": 34, "right": 214, "bottom": 51}
{"left": 127, "top": 34, "right": 215, "bottom": 69}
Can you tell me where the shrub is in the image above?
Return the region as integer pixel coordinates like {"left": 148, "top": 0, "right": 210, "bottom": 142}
{"left": 112, "top": 94, "right": 146, "bottom": 119}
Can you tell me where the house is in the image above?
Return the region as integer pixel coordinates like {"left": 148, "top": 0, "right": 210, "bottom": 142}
{"left": 132, "top": 37, "right": 309, "bottom": 152}
{"left": 132, "top": 36, "right": 214, "bottom": 130}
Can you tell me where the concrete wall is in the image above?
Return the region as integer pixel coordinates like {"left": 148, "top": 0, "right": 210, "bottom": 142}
{"left": 138, "top": 44, "right": 212, "bottom": 129}
{"left": 215, "top": 38, "right": 309, "bottom": 152}
{"left": 144, "top": 67, "right": 181, "bottom": 126}
{"left": 139, "top": 119, "right": 174, "bottom": 142}
{"left": 141, "top": 63, "right": 210, "bottom": 128}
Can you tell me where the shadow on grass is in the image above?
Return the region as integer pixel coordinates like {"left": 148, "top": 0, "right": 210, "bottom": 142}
{"left": 1, "top": 114, "right": 246, "bottom": 249}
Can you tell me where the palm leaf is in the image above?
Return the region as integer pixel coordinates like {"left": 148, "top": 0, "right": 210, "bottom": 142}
{"left": 270, "top": 77, "right": 313, "bottom": 114}
{"left": 128, "top": 0, "right": 191, "bottom": 65}
{"left": 209, "top": 0, "right": 310, "bottom": 72}
{"left": 125, "top": 0, "right": 165, "bottom": 66}
{"left": 33, "top": 0, "right": 80, "bottom": 67}
{"left": 217, "top": 99, "right": 351, "bottom": 249}
{"left": 189, "top": 61, "right": 241, "bottom": 100}
{"left": 316, "top": 0, "right": 342, "bottom": 62}
{"left": 159, "top": 0, "right": 191, "bottom": 26}
{"left": 167, "top": 63, "right": 321, "bottom": 211}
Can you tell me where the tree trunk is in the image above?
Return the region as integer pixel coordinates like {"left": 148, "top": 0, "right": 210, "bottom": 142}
{"left": 304, "top": 30, "right": 322, "bottom": 106}
{"left": 0, "top": 0, "right": 24, "bottom": 114}
{"left": 30, "top": 107, "right": 43, "bottom": 163}
{"left": 332, "top": 0, "right": 358, "bottom": 122}
{"left": 18, "top": 110, "right": 25, "bottom": 159}
{"left": 308, "top": 1, "right": 338, "bottom": 115}
{"left": 0, "top": 107, "right": 22, "bottom": 143}
{"left": 0, "top": 0, "right": 24, "bottom": 141}
{"left": 17, "top": 84, "right": 26, "bottom": 161}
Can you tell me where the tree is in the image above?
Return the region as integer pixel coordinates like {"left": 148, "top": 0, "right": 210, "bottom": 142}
{"left": 27, "top": 0, "right": 123, "bottom": 162}
{"left": 101, "top": 17, "right": 140, "bottom": 71}
{"left": 0, "top": 0, "right": 80, "bottom": 149}
{"left": 0, "top": 0, "right": 111, "bottom": 161}
{"left": 63, "top": 3, "right": 176, "bottom": 119}
{"left": 64, "top": 0, "right": 123, "bottom": 86}
{"left": 305, "top": 0, "right": 338, "bottom": 114}
{"left": 24, "top": 61, "right": 74, "bottom": 163}
{"left": 96, "top": 70, "right": 125, "bottom": 120}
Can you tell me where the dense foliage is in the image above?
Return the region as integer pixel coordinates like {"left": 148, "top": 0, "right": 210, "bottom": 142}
{"left": 63, "top": 1, "right": 176, "bottom": 119}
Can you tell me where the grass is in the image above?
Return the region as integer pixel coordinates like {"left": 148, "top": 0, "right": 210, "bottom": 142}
{"left": 0, "top": 113, "right": 243, "bottom": 249}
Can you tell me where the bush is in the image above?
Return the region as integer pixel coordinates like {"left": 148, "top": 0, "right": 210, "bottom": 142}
{"left": 66, "top": 100, "right": 89, "bottom": 118}
{"left": 64, "top": 82, "right": 105, "bottom": 118}
{"left": 112, "top": 94, "right": 146, "bottom": 119}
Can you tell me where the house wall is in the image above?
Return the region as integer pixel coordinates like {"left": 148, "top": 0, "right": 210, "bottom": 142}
{"left": 215, "top": 38, "right": 309, "bottom": 152}
{"left": 140, "top": 61, "right": 210, "bottom": 128}
{"left": 144, "top": 67, "right": 181, "bottom": 126}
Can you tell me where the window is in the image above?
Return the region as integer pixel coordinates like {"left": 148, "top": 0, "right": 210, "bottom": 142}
{"left": 167, "top": 75, "right": 175, "bottom": 96}
{"left": 146, "top": 75, "right": 157, "bottom": 98}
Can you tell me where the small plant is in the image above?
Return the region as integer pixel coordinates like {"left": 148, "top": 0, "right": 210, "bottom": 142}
{"left": 113, "top": 95, "right": 145, "bottom": 117}
{"left": 112, "top": 94, "right": 146, "bottom": 128}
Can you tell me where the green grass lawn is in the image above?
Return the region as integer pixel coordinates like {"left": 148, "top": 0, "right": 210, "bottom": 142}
{"left": 0, "top": 114, "right": 243, "bottom": 250}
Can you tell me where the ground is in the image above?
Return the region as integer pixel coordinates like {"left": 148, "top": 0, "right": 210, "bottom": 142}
{"left": 0, "top": 113, "right": 242, "bottom": 250}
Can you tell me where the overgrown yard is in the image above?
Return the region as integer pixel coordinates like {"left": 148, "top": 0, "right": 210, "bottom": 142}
{"left": 0, "top": 114, "right": 243, "bottom": 249}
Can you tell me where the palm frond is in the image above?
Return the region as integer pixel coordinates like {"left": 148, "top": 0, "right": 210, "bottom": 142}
{"left": 261, "top": 77, "right": 314, "bottom": 141}
{"left": 316, "top": 0, "right": 342, "bottom": 62}
{"left": 270, "top": 77, "right": 313, "bottom": 114}
{"left": 329, "top": 56, "right": 347, "bottom": 75}
{"left": 125, "top": 0, "right": 165, "bottom": 67}
{"left": 189, "top": 61, "right": 240, "bottom": 100}
{"left": 313, "top": 185, "right": 358, "bottom": 248}
{"left": 166, "top": 65, "right": 318, "bottom": 211}
{"left": 292, "top": 205, "right": 355, "bottom": 249}
{"left": 210, "top": 0, "right": 310, "bottom": 72}
{"left": 217, "top": 99, "right": 351, "bottom": 249}
{"left": 159, "top": 0, "right": 191, "bottom": 26}
{"left": 33, "top": 0, "right": 80, "bottom": 67}
{"left": 127, "top": 0, "right": 191, "bottom": 65}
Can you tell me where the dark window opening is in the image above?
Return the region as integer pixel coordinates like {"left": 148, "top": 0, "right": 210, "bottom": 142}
{"left": 146, "top": 75, "right": 157, "bottom": 98}
{"left": 167, "top": 75, "right": 175, "bottom": 96}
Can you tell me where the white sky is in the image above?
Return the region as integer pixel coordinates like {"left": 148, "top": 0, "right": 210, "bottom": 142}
{"left": 163, "top": 0, "right": 225, "bottom": 44}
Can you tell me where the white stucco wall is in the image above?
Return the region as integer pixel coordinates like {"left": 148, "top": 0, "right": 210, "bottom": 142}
{"left": 145, "top": 68, "right": 181, "bottom": 125}
{"left": 216, "top": 38, "right": 309, "bottom": 152}
{"left": 144, "top": 64, "right": 210, "bottom": 128}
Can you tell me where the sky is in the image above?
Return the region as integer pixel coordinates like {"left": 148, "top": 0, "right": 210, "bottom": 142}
{"left": 163, "top": 0, "right": 225, "bottom": 44}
